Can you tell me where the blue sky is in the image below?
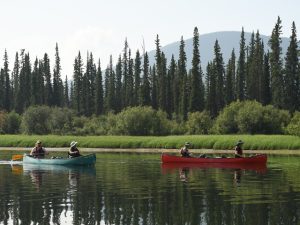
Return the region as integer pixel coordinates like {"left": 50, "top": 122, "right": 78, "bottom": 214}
{"left": 0, "top": 0, "right": 299, "bottom": 77}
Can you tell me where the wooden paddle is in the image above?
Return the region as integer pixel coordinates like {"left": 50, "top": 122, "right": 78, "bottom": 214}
{"left": 12, "top": 154, "right": 23, "bottom": 161}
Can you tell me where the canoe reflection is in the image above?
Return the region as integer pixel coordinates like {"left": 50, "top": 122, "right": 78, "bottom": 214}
{"left": 161, "top": 162, "right": 267, "bottom": 174}
{"left": 22, "top": 164, "right": 96, "bottom": 190}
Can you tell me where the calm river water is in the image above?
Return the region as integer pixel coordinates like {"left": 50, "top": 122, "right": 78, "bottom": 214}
{"left": 0, "top": 152, "right": 299, "bottom": 225}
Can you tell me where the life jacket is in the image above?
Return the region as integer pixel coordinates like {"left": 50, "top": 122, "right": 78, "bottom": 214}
{"left": 180, "top": 147, "right": 190, "bottom": 157}
{"left": 235, "top": 146, "right": 243, "bottom": 155}
{"left": 69, "top": 147, "right": 81, "bottom": 157}
{"left": 33, "top": 147, "right": 45, "bottom": 157}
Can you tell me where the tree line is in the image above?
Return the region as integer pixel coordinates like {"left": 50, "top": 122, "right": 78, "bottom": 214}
{"left": 0, "top": 16, "right": 299, "bottom": 120}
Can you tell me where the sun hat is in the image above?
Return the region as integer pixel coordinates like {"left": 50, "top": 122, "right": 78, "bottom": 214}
{"left": 36, "top": 140, "right": 42, "bottom": 145}
{"left": 236, "top": 140, "right": 244, "bottom": 145}
{"left": 185, "top": 142, "right": 190, "bottom": 146}
{"left": 70, "top": 141, "right": 78, "bottom": 148}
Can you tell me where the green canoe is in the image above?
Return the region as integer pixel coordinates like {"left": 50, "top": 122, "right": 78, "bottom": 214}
{"left": 23, "top": 153, "right": 96, "bottom": 165}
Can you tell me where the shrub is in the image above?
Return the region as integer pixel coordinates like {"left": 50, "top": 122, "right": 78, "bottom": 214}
{"left": 211, "top": 101, "right": 244, "bottom": 134}
{"left": 186, "top": 111, "right": 213, "bottom": 134}
{"left": 21, "top": 106, "right": 52, "bottom": 134}
{"left": 286, "top": 112, "right": 300, "bottom": 136}
{"left": 49, "top": 107, "right": 75, "bottom": 135}
{"left": 112, "top": 106, "right": 171, "bottom": 135}
{"left": 212, "top": 101, "right": 291, "bottom": 134}
{"left": 0, "top": 111, "right": 7, "bottom": 134}
{"left": 3, "top": 111, "right": 21, "bottom": 134}
{"left": 261, "top": 105, "right": 290, "bottom": 134}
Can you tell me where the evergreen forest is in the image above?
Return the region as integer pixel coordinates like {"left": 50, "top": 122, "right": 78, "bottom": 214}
{"left": 0, "top": 17, "right": 300, "bottom": 135}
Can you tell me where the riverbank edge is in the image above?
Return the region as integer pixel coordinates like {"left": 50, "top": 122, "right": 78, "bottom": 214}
{"left": 1, "top": 147, "right": 300, "bottom": 155}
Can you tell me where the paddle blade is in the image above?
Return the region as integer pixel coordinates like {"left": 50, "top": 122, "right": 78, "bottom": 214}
{"left": 12, "top": 155, "right": 23, "bottom": 161}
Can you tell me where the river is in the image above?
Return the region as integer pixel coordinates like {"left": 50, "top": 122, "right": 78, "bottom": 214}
{"left": 0, "top": 152, "right": 299, "bottom": 224}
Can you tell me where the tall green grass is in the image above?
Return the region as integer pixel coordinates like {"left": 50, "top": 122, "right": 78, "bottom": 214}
{"left": 0, "top": 134, "right": 300, "bottom": 150}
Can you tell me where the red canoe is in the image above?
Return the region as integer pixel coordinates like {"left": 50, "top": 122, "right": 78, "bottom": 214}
{"left": 161, "top": 153, "right": 267, "bottom": 164}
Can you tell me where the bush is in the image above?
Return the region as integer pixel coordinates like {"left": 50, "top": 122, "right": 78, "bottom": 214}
{"left": 211, "top": 101, "right": 244, "bottom": 134}
{"left": 112, "top": 106, "right": 171, "bottom": 135}
{"left": 212, "top": 101, "right": 291, "bottom": 134}
{"left": 49, "top": 107, "right": 75, "bottom": 135}
{"left": 186, "top": 111, "right": 213, "bottom": 134}
{"left": 3, "top": 111, "right": 21, "bottom": 134}
{"left": 0, "top": 111, "right": 7, "bottom": 134}
{"left": 260, "top": 105, "right": 290, "bottom": 134}
{"left": 236, "top": 101, "right": 264, "bottom": 134}
{"left": 21, "top": 106, "right": 52, "bottom": 134}
{"left": 286, "top": 112, "right": 300, "bottom": 136}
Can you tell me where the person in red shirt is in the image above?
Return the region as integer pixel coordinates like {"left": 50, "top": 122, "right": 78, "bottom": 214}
{"left": 234, "top": 140, "right": 244, "bottom": 158}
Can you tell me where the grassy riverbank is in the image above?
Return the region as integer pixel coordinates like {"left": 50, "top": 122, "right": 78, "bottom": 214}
{"left": 0, "top": 135, "right": 300, "bottom": 150}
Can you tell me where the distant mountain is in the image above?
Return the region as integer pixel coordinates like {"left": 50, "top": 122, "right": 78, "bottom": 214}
{"left": 148, "top": 31, "right": 290, "bottom": 71}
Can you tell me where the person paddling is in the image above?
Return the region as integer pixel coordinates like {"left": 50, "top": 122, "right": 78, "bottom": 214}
{"left": 30, "top": 140, "right": 48, "bottom": 158}
{"left": 234, "top": 140, "right": 244, "bottom": 158}
{"left": 68, "top": 141, "right": 81, "bottom": 158}
{"left": 180, "top": 142, "right": 192, "bottom": 157}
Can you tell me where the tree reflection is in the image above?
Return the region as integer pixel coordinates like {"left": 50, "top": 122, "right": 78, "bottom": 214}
{"left": 1, "top": 154, "right": 300, "bottom": 225}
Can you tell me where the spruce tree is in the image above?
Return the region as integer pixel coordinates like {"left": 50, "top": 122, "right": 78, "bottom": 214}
{"left": 261, "top": 52, "right": 271, "bottom": 105}
{"left": 133, "top": 50, "right": 141, "bottom": 106}
{"left": 168, "top": 55, "right": 177, "bottom": 115}
{"left": 246, "top": 32, "right": 256, "bottom": 99}
{"left": 73, "top": 52, "right": 83, "bottom": 114}
{"left": 236, "top": 28, "right": 246, "bottom": 100}
{"left": 0, "top": 69, "right": 4, "bottom": 110}
{"left": 269, "top": 16, "right": 284, "bottom": 108}
{"left": 53, "top": 43, "right": 63, "bottom": 106}
{"left": 213, "top": 40, "right": 225, "bottom": 115}
{"left": 3, "top": 50, "right": 10, "bottom": 111}
{"left": 107, "top": 55, "right": 116, "bottom": 111}
{"left": 11, "top": 52, "right": 20, "bottom": 110}
{"left": 189, "top": 27, "right": 204, "bottom": 112}
{"left": 178, "top": 36, "right": 188, "bottom": 120}
{"left": 16, "top": 52, "right": 31, "bottom": 112}
{"left": 140, "top": 52, "right": 151, "bottom": 106}
{"left": 115, "top": 55, "right": 123, "bottom": 112}
{"left": 43, "top": 53, "right": 52, "bottom": 106}
{"left": 225, "top": 49, "right": 236, "bottom": 104}
{"left": 122, "top": 39, "right": 129, "bottom": 107}
{"left": 95, "top": 59, "right": 104, "bottom": 115}
{"left": 30, "top": 58, "right": 39, "bottom": 105}
{"left": 284, "top": 21, "right": 299, "bottom": 111}
{"left": 64, "top": 75, "right": 69, "bottom": 107}
{"left": 205, "top": 62, "right": 217, "bottom": 117}
{"left": 127, "top": 50, "right": 134, "bottom": 106}
{"left": 151, "top": 66, "right": 158, "bottom": 109}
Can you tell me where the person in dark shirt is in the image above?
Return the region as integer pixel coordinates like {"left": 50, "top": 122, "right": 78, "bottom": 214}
{"left": 234, "top": 140, "right": 244, "bottom": 158}
{"left": 68, "top": 141, "right": 81, "bottom": 158}
{"left": 30, "top": 140, "right": 48, "bottom": 158}
{"left": 180, "top": 142, "right": 192, "bottom": 157}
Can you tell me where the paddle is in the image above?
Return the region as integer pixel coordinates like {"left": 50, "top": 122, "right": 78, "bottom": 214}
{"left": 12, "top": 154, "right": 23, "bottom": 161}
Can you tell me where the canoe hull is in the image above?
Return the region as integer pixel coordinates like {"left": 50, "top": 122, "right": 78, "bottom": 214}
{"left": 161, "top": 153, "right": 267, "bottom": 164}
{"left": 23, "top": 154, "right": 96, "bottom": 165}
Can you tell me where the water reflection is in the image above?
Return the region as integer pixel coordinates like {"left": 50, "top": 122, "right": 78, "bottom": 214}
{"left": 179, "top": 167, "right": 189, "bottom": 182}
{"left": 2, "top": 153, "right": 300, "bottom": 225}
{"left": 233, "top": 169, "right": 242, "bottom": 186}
{"left": 161, "top": 162, "right": 267, "bottom": 173}
{"left": 22, "top": 164, "right": 96, "bottom": 191}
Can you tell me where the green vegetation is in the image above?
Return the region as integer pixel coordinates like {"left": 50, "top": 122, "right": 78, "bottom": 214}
{"left": 0, "top": 17, "right": 299, "bottom": 122}
{"left": 1, "top": 134, "right": 300, "bottom": 150}
{"left": 1, "top": 102, "right": 300, "bottom": 137}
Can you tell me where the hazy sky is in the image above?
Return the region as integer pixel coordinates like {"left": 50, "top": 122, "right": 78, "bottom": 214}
{"left": 0, "top": 0, "right": 299, "bottom": 77}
